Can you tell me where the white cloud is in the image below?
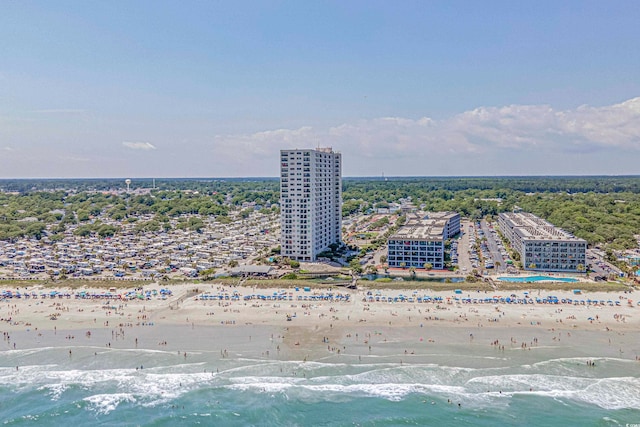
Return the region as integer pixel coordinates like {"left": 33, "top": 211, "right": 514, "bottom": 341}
{"left": 212, "top": 127, "right": 314, "bottom": 162}
{"left": 213, "top": 97, "right": 640, "bottom": 161}
{"left": 2, "top": 146, "right": 14, "bottom": 152}
{"left": 207, "top": 97, "right": 640, "bottom": 175}
{"left": 122, "top": 141, "right": 157, "bottom": 151}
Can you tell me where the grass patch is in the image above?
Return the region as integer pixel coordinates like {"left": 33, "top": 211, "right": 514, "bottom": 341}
{"left": 494, "top": 281, "right": 630, "bottom": 292}
{"left": 1, "top": 276, "right": 633, "bottom": 294}
{"left": 356, "top": 232, "right": 378, "bottom": 239}
{"left": 0, "top": 278, "right": 47, "bottom": 286}
{"left": 357, "top": 280, "right": 494, "bottom": 292}
{"left": 197, "top": 278, "right": 340, "bottom": 290}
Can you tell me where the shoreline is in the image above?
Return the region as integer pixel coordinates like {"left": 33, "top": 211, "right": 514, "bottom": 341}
{"left": 1, "top": 282, "right": 639, "bottom": 365}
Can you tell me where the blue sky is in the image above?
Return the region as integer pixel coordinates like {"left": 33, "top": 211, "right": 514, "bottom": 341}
{"left": 1, "top": 1, "right": 639, "bottom": 177}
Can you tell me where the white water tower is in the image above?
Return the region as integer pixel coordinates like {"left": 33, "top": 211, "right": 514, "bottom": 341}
{"left": 125, "top": 179, "right": 131, "bottom": 193}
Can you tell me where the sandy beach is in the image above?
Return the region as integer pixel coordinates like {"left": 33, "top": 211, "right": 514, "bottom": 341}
{"left": 1, "top": 282, "right": 639, "bottom": 365}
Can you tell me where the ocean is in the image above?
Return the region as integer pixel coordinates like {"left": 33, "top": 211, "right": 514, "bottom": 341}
{"left": 1, "top": 342, "right": 639, "bottom": 426}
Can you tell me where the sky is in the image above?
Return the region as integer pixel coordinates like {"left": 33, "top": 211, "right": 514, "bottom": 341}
{"left": 1, "top": 0, "right": 639, "bottom": 178}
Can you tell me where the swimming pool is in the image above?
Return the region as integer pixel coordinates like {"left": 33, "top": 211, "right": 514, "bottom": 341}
{"left": 497, "top": 275, "right": 578, "bottom": 283}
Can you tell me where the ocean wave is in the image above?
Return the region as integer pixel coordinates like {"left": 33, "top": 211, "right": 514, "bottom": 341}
{"left": 1, "top": 355, "right": 638, "bottom": 414}
{"left": 467, "top": 373, "right": 640, "bottom": 410}
{"left": 224, "top": 379, "right": 505, "bottom": 407}
{"left": 529, "top": 356, "right": 636, "bottom": 368}
{"left": 84, "top": 393, "right": 136, "bottom": 415}
{"left": 38, "top": 382, "right": 68, "bottom": 400}
{"left": 2, "top": 365, "right": 217, "bottom": 407}
{"left": 467, "top": 373, "right": 594, "bottom": 392}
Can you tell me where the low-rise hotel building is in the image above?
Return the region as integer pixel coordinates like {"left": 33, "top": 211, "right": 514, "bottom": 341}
{"left": 498, "top": 212, "right": 586, "bottom": 272}
{"left": 387, "top": 212, "right": 460, "bottom": 269}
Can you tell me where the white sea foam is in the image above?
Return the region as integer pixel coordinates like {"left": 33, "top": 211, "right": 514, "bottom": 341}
{"left": 223, "top": 360, "right": 640, "bottom": 410}
{"left": 1, "top": 362, "right": 219, "bottom": 408}
{"left": 578, "top": 377, "right": 640, "bottom": 410}
{"left": 303, "top": 382, "right": 470, "bottom": 401}
{"left": 135, "top": 371, "right": 215, "bottom": 401}
{"left": 84, "top": 393, "right": 136, "bottom": 415}
{"left": 309, "top": 363, "right": 475, "bottom": 387}
{"left": 38, "top": 383, "right": 68, "bottom": 400}
{"left": 226, "top": 380, "right": 482, "bottom": 403}
{"left": 2, "top": 353, "right": 639, "bottom": 415}
{"left": 228, "top": 382, "right": 293, "bottom": 394}
{"left": 468, "top": 373, "right": 640, "bottom": 410}
{"left": 530, "top": 356, "right": 634, "bottom": 369}
{"left": 467, "top": 373, "right": 594, "bottom": 392}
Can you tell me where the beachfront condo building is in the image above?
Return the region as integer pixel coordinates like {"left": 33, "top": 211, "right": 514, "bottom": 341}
{"left": 498, "top": 212, "right": 587, "bottom": 272}
{"left": 280, "top": 147, "right": 342, "bottom": 261}
{"left": 387, "top": 212, "right": 460, "bottom": 269}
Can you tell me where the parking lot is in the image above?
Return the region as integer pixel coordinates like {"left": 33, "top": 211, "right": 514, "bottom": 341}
{"left": 587, "top": 249, "right": 625, "bottom": 279}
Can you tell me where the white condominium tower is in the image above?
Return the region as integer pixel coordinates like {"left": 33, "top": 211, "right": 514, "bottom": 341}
{"left": 280, "top": 147, "right": 342, "bottom": 261}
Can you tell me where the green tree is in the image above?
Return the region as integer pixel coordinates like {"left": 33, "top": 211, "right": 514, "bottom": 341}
{"left": 97, "top": 224, "right": 118, "bottom": 238}
{"left": 349, "top": 259, "right": 363, "bottom": 274}
{"left": 76, "top": 210, "right": 90, "bottom": 222}
{"left": 25, "top": 222, "right": 46, "bottom": 239}
{"left": 49, "top": 233, "right": 64, "bottom": 242}
{"left": 289, "top": 259, "right": 300, "bottom": 269}
{"left": 188, "top": 217, "right": 205, "bottom": 232}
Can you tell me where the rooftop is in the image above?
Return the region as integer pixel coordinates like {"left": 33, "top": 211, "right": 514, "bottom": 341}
{"left": 500, "top": 212, "right": 585, "bottom": 242}
{"left": 390, "top": 212, "right": 459, "bottom": 241}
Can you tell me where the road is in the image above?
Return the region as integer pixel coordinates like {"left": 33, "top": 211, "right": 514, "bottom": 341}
{"left": 480, "top": 219, "right": 507, "bottom": 273}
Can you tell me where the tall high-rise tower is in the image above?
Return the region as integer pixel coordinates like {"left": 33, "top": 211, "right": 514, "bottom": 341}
{"left": 280, "top": 147, "right": 342, "bottom": 261}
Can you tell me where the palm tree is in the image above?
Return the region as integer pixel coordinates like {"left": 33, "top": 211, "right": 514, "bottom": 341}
{"left": 399, "top": 262, "right": 406, "bottom": 269}
{"left": 528, "top": 263, "right": 537, "bottom": 270}
{"left": 576, "top": 264, "right": 586, "bottom": 273}
{"left": 423, "top": 262, "right": 433, "bottom": 271}
{"left": 409, "top": 266, "right": 416, "bottom": 278}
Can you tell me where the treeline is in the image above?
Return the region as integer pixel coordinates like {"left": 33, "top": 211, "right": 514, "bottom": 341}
{"left": 0, "top": 178, "right": 278, "bottom": 194}
{"left": 3, "top": 175, "right": 640, "bottom": 195}
{"left": 344, "top": 176, "right": 640, "bottom": 193}
{"left": 1, "top": 177, "right": 640, "bottom": 250}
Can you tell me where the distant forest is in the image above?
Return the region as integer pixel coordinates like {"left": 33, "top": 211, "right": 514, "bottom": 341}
{"left": 1, "top": 175, "right": 640, "bottom": 194}
{"left": 1, "top": 176, "right": 639, "bottom": 250}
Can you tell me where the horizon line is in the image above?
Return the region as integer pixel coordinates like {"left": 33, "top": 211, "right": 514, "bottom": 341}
{"left": 1, "top": 174, "right": 640, "bottom": 180}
